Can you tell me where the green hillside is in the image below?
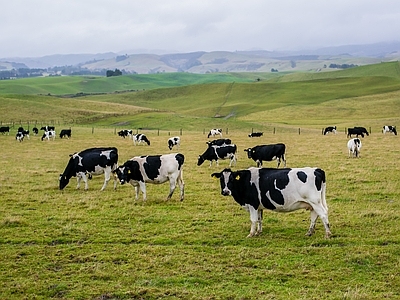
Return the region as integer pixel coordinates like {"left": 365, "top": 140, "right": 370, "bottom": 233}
{"left": 0, "top": 62, "right": 399, "bottom": 131}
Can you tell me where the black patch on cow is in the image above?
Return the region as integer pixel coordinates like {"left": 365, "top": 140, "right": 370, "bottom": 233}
{"left": 143, "top": 156, "right": 162, "bottom": 181}
{"left": 175, "top": 153, "right": 185, "bottom": 170}
{"left": 227, "top": 170, "right": 260, "bottom": 209}
{"left": 297, "top": 171, "right": 307, "bottom": 183}
{"left": 258, "top": 168, "right": 290, "bottom": 208}
{"left": 125, "top": 160, "right": 144, "bottom": 182}
{"left": 314, "top": 168, "right": 325, "bottom": 191}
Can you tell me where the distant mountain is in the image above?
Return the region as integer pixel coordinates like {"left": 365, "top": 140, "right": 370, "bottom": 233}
{"left": 1, "top": 42, "right": 399, "bottom": 74}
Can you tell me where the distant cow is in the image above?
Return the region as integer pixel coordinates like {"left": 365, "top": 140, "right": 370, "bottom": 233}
{"left": 206, "top": 138, "right": 232, "bottom": 147}
{"left": 347, "top": 127, "right": 369, "bottom": 138}
{"left": 59, "top": 129, "right": 72, "bottom": 139}
{"left": 211, "top": 167, "right": 331, "bottom": 238}
{"left": 41, "top": 126, "right": 55, "bottom": 131}
{"left": 207, "top": 128, "right": 223, "bottom": 138}
{"left": 118, "top": 129, "right": 132, "bottom": 138}
{"left": 244, "top": 144, "right": 286, "bottom": 168}
{"left": 0, "top": 126, "right": 10, "bottom": 135}
{"left": 41, "top": 130, "right": 56, "bottom": 141}
{"left": 323, "top": 126, "right": 337, "bottom": 135}
{"left": 15, "top": 132, "right": 24, "bottom": 142}
{"left": 133, "top": 133, "right": 150, "bottom": 146}
{"left": 59, "top": 147, "right": 118, "bottom": 191}
{"left": 32, "top": 127, "right": 39, "bottom": 135}
{"left": 114, "top": 153, "right": 185, "bottom": 201}
{"left": 347, "top": 138, "right": 362, "bottom": 158}
{"left": 168, "top": 136, "right": 180, "bottom": 150}
{"left": 198, "top": 144, "right": 237, "bottom": 167}
{"left": 383, "top": 125, "right": 397, "bottom": 135}
{"left": 17, "top": 128, "right": 30, "bottom": 140}
{"left": 249, "top": 132, "right": 263, "bottom": 137}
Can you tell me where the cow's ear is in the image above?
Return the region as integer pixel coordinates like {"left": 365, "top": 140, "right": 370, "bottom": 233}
{"left": 211, "top": 172, "right": 221, "bottom": 179}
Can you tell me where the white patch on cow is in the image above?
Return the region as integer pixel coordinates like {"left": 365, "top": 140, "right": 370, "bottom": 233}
{"left": 101, "top": 150, "right": 113, "bottom": 160}
{"left": 72, "top": 153, "right": 84, "bottom": 166}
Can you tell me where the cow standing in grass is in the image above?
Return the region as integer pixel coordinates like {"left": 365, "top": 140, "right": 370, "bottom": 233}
{"left": 211, "top": 167, "right": 331, "bottom": 239}
{"left": 348, "top": 138, "right": 362, "bottom": 158}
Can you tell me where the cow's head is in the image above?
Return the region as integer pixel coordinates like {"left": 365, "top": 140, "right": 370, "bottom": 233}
{"left": 113, "top": 166, "right": 129, "bottom": 184}
{"left": 197, "top": 155, "right": 205, "bottom": 166}
{"left": 211, "top": 168, "right": 236, "bottom": 196}
{"left": 243, "top": 148, "right": 252, "bottom": 159}
{"left": 59, "top": 174, "right": 69, "bottom": 190}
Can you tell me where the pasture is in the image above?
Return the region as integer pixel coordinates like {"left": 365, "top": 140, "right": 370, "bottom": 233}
{"left": 1, "top": 126, "right": 399, "bottom": 299}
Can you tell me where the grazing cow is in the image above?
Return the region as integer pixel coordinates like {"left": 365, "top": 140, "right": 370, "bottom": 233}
{"left": 168, "top": 136, "right": 181, "bottom": 150}
{"left": 211, "top": 167, "right": 331, "bottom": 238}
{"left": 347, "top": 127, "right": 369, "bottom": 138}
{"left": 249, "top": 132, "right": 263, "bottom": 137}
{"left": 198, "top": 144, "right": 237, "bottom": 167}
{"left": 244, "top": 144, "right": 286, "bottom": 168}
{"left": 41, "top": 130, "right": 56, "bottom": 141}
{"left": 383, "top": 125, "right": 397, "bottom": 135}
{"left": 32, "top": 127, "right": 39, "bottom": 135}
{"left": 0, "top": 126, "right": 10, "bottom": 135}
{"left": 347, "top": 138, "right": 362, "bottom": 158}
{"left": 323, "top": 126, "right": 337, "bottom": 135}
{"left": 59, "top": 147, "right": 118, "bottom": 191}
{"left": 15, "top": 132, "right": 24, "bottom": 142}
{"left": 207, "top": 128, "right": 223, "bottom": 138}
{"left": 40, "top": 126, "right": 55, "bottom": 131}
{"left": 114, "top": 153, "right": 185, "bottom": 201}
{"left": 59, "top": 129, "right": 72, "bottom": 139}
{"left": 118, "top": 129, "right": 132, "bottom": 138}
{"left": 206, "top": 138, "right": 232, "bottom": 147}
{"left": 132, "top": 133, "right": 150, "bottom": 145}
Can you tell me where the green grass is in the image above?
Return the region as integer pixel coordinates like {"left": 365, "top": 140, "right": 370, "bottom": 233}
{"left": 0, "top": 128, "right": 400, "bottom": 299}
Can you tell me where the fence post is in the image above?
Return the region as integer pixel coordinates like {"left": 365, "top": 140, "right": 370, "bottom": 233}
{"left": 92, "top": 127, "right": 94, "bottom": 134}
{"left": 273, "top": 128, "right": 276, "bottom": 134}
{"left": 299, "top": 128, "right": 301, "bottom": 135}
{"left": 180, "top": 128, "right": 182, "bottom": 135}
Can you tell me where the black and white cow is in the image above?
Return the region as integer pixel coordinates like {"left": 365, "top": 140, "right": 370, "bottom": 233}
{"left": 15, "top": 131, "right": 24, "bottom": 142}
{"left": 32, "top": 127, "right": 39, "bottom": 135}
{"left": 41, "top": 130, "right": 56, "bottom": 141}
{"left": 132, "top": 133, "right": 150, "bottom": 146}
{"left": 383, "top": 125, "right": 397, "bottom": 135}
{"left": 207, "top": 128, "right": 223, "bottom": 138}
{"left": 347, "top": 127, "right": 369, "bottom": 138}
{"left": 114, "top": 153, "right": 184, "bottom": 201}
{"left": 59, "top": 129, "right": 72, "bottom": 139}
{"left": 59, "top": 147, "right": 118, "bottom": 191}
{"left": 118, "top": 129, "right": 132, "bottom": 138}
{"left": 206, "top": 138, "right": 232, "bottom": 147}
{"left": 16, "top": 127, "right": 30, "bottom": 140}
{"left": 168, "top": 136, "right": 180, "bottom": 150}
{"left": 249, "top": 132, "right": 263, "bottom": 137}
{"left": 323, "top": 126, "right": 337, "bottom": 135}
{"left": 41, "top": 126, "right": 55, "bottom": 132}
{"left": 211, "top": 167, "right": 331, "bottom": 238}
{"left": 244, "top": 144, "right": 286, "bottom": 168}
{"left": 198, "top": 144, "right": 237, "bottom": 167}
{"left": 347, "top": 138, "right": 362, "bottom": 158}
{"left": 0, "top": 126, "right": 10, "bottom": 135}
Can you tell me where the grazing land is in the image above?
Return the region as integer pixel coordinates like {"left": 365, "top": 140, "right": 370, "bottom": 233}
{"left": 0, "top": 62, "right": 400, "bottom": 299}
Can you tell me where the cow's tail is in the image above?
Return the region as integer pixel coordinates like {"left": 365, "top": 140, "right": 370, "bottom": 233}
{"left": 315, "top": 168, "right": 328, "bottom": 211}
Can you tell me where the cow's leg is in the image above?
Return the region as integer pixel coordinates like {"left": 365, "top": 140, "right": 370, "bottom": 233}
{"left": 256, "top": 209, "right": 263, "bottom": 235}
{"left": 307, "top": 205, "right": 331, "bottom": 238}
{"left": 82, "top": 174, "right": 89, "bottom": 190}
{"left": 138, "top": 181, "right": 147, "bottom": 201}
{"left": 130, "top": 182, "right": 140, "bottom": 200}
{"left": 177, "top": 171, "right": 185, "bottom": 201}
{"left": 247, "top": 206, "right": 259, "bottom": 237}
{"left": 76, "top": 176, "right": 81, "bottom": 189}
{"left": 100, "top": 169, "right": 111, "bottom": 191}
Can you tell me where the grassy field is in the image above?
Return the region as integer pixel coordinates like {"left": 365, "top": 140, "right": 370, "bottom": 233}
{"left": 0, "top": 127, "right": 400, "bottom": 299}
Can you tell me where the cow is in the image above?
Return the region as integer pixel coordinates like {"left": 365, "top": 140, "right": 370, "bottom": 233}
{"left": 198, "top": 144, "right": 237, "bottom": 167}
{"left": 168, "top": 136, "right": 180, "bottom": 150}
{"left": 114, "top": 153, "right": 185, "bottom": 201}
{"left": 0, "top": 126, "right": 10, "bottom": 135}
{"left": 244, "top": 144, "right": 286, "bottom": 168}
{"left": 249, "top": 132, "right": 263, "bottom": 137}
{"left": 59, "top": 129, "right": 72, "bottom": 139}
{"left": 16, "top": 128, "right": 30, "bottom": 140}
{"left": 40, "top": 126, "right": 55, "bottom": 131}
{"left": 347, "top": 127, "right": 369, "bottom": 138}
{"left": 132, "top": 133, "right": 150, "bottom": 145}
{"left": 323, "top": 126, "right": 337, "bottom": 135}
{"left": 211, "top": 167, "right": 331, "bottom": 239}
{"left": 15, "top": 132, "right": 24, "bottom": 142}
{"left": 207, "top": 128, "right": 223, "bottom": 138}
{"left": 206, "top": 138, "right": 232, "bottom": 147}
{"left": 118, "top": 129, "right": 132, "bottom": 138}
{"left": 32, "top": 127, "right": 39, "bottom": 135}
{"left": 59, "top": 147, "right": 118, "bottom": 191}
{"left": 383, "top": 125, "right": 397, "bottom": 135}
{"left": 41, "top": 130, "right": 56, "bottom": 141}
{"left": 347, "top": 138, "right": 362, "bottom": 158}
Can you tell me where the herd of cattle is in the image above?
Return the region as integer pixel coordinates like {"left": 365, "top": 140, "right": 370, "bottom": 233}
{"left": 1, "top": 125, "right": 396, "bottom": 239}
{"left": 0, "top": 125, "right": 72, "bottom": 142}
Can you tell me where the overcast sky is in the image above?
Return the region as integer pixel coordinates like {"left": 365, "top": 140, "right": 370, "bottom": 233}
{"left": 2, "top": 0, "right": 400, "bottom": 58}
